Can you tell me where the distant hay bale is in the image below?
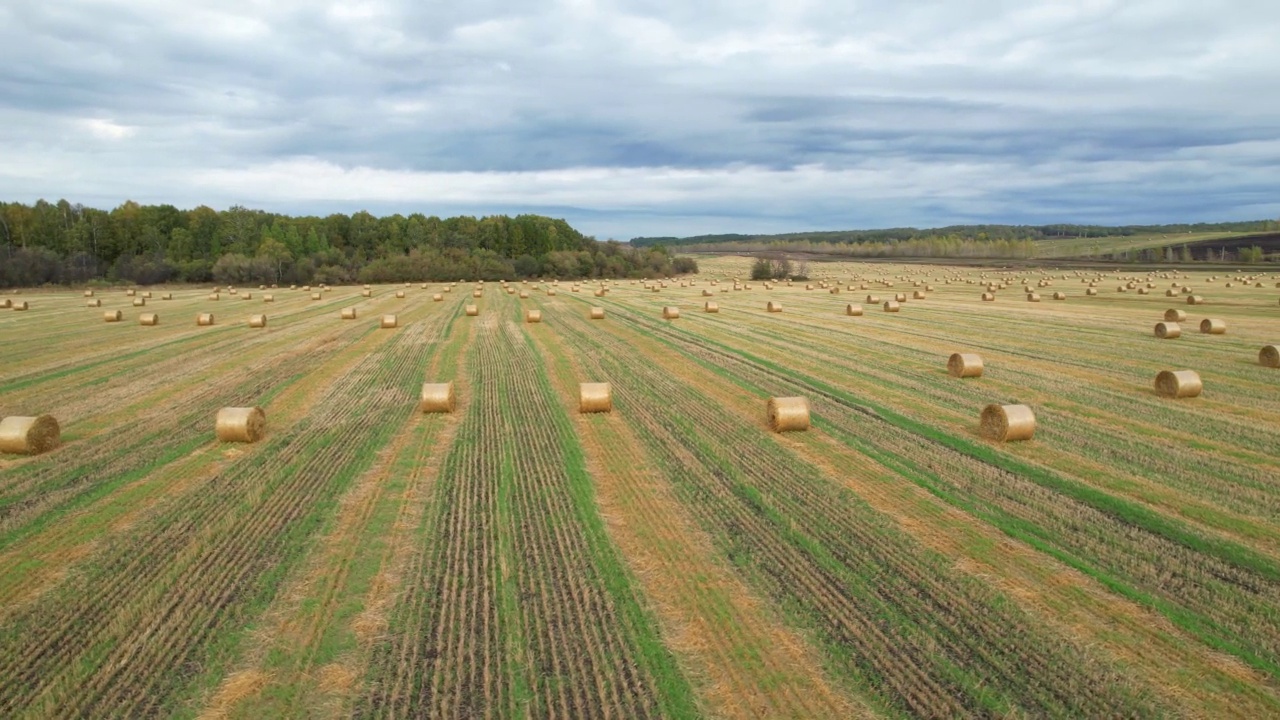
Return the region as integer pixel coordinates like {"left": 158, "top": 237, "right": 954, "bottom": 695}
{"left": 215, "top": 407, "right": 266, "bottom": 443}
{"left": 197, "top": 313, "right": 215, "bottom": 326}
{"left": 1084, "top": 288, "right": 1097, "bottom": 296}
{"left": 1186, "top": 295, "right": 1203, "bottom": 305}
{"left": 126, "top": 289, "right": 136, "bottom": 297}
{"left": 1026, "top": 292, "right": 1041, "bottom": 302}
{"left": 208, "top": 293, "right": 220, "bottom": 301}
{"left": 704, "top": 302, "right": 719, "bottom": 313}
{"left": 249, "top": 314, "right": 267, "bottom": 328}
{"left": 341, "top": 307, "right": 357, "bottom": 319}
{"left": 1154, "top": 321, "right": 1181, "bottom": 339}
{"left": 1155, "top": 369, "right": 1202, "bottom": 398}
{"left": 767, "top": 301, "right": 783, "bottom": 312}
{"left": 805, "top": 284, "right": 813, "bottom": 290}
{"left": 547, "top": 289, "right": 557, "bottom": 296}
{"left": 579, "top": 383, "right": 612, "bottom": 413}
{"left": 381, "top": 314, "right": 398, "bottom": 328}
{"left": 1199, "top": 318, "right": 1226, "bottom": 334}
{"left": 104, "top": 310, "right": 122, "bottom": 322}
{"left": 432, "top": 293, "right": 444, "bottom": 301}
{"left": 86, "top": 298, "right": 101, "bottom": 307}
{"left": 980, "top": 404, "right": 1035, "bottom": 442}
{"left": 1052, "top": 292, "right": 1066, "bottom": 300}
{"left": 162, "top": 293, "right": 173, "bottom": 300}
{"left": 393, "top": 290, "right": 405, "bottom": 299}
{"left": 662, "top": 306, "right": 680, "bottom": 319}
{"left": 263, "top": 294, "right": 273, "bottom": 302}
{"left": 1164, "top": 309, "right": 1187, "bottom": 322}
{"left": 472, "top": 290, "right": 481, "bottom": 298}
{"left": 982, "top": 292, "right": 995, "bottom": 301}
{"left": 465, "top": 304, "right": 479, "bottom": 316}
{"left": 242, "top": 293, "right": 253, "bottom": 300}
{"left": 420, "top": 382, "right": 456, "bottom": 413}
{"left": 894, "top": 293, "right": 907, "bottom": 302}
{"left": 362, "top": 289, "right": 372, "bottom": 297}
{"left": 1166, "top": 289, "right": 1178, "bottom": 297}
{"left": 525, "top": 310, "right": 542, "bottom": 323}
{"left": 865, "top": 294, "right": 880, "bottom": 303}
{"left": 1259, "top": 345, "right": 1280, "bottom": 368}
{"left": 139, "top": 313, "right": 159, "bottom": 326}
{"left": 132, "top": 298, "right": 146, "bottom": 307}
{"left": 0, "top": 415, "right": 61, "bottom": 455}
{"left": 84, "top": 290, "right": 94, "bottom": 297}
{"left": 590, "top": 307, "right": 604, "bottom": 319}
{"left": 767, "top": 396, "right": 810, "bottom": 432}
{"left": 845, "top": 304, "right": 863, "bottom": 316}
{"left": 883, "top": 300, "right": 900, "bottom": 312}
{"left": 948, "top": 353, "right": 983, "bottom": 378}
{"left": 312, "top": 293, "right": 322, "bottom": 300}
{"left": 913, "top": 290, "right": 926, "bottom": 299}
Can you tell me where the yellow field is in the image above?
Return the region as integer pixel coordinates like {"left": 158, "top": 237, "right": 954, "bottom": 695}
{"left": 1, "top": 260, "right": 1278, "bottom": 718}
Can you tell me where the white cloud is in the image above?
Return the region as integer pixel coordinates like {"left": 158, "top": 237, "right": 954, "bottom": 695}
{"left": 80, "top": 118, "right": 136, "bottom": 141}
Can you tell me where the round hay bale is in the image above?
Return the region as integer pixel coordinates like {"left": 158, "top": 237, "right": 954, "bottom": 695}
{"left": 894, "top": 293, "right": 907, "bottom": 302}
{"left": 433, "top": 293, "right": 444, "bottom": 301}
{"left": 139, "top": 313, "right": 159, "bottom": 326}
{"left": 547, "top": 289, "right": 557, "bottom": 296}
{"left": 362, "top": 289, "right": 372, "bottom": 297}
{"left": 1163, "top": 309, "right": 1187, "bottom": 322}
{"left": 420, "top": 382, "right": 456, "bottom": 413}
{"left": 312, "top": 293, "right": 322, "bottom": 301}
{"left": 980, "top": 404, "right": 1036, "bottom": 442}
{"left": 132, "top": 298, "right": 146, "bottom": 307}
{"left": 249, "top": 314, "right": 267, "bottom": 328}
{"left": 1259, "top": 345, "right": 1279, "bottom": 368}
{"left": 381, "top": 314, "right": 398, "bottom": 328}
{"left": 1154, "top": 321, "right": 1181, "bottom": 339}
{"left": 341, "top": 307, "right": 357, "bottom": 320}
{"left": 471, "top": 290, "right": 482, "bottom": 298}
{"left": 208, "top": 293, "right": 220, "bottom": 301}
{"left": 589, "top": 307, "right": 605, "bottom": 320}
{"left": 262, "top": 294, "right": 273, "bottom": 302}
{"left": 1199, "top": 318, "right": 1226, "bottom": 334}
{"left": 241, "top": 293, "right": 253, "bottom": 300}
{"left": 865, "top": 294, "right": 880, "bottom": 303}
{"left": 704, "top": 302, "right": 719, "bottom": 313}
{"left": 579, "top": 383, "right": 612, "bottom": 413}
{"left": 87, "top": 299, "right": 102, "bottom": 307}
{"left": 1026, "top": 292, "right": 1041, "bottom": 302}
{"left": 126, "top": 289, "right": 136, "bottom": 297}
{"left": 104, "top": 310, "right": 122, "bottom": 322}
{"left": 767, "top": 397, "right": 810, "bottom": 432}
{"left": 1155, "top": 370, "right": 1202, "bottom": 398}
{"left": 0, "top": 415, "right": 61, "bottom": 455}
{"left": 662, "top": 306, "right": 680, "bottom": 319}
{"left": 1166, "top": 289, "right": 1178, "bottom": 297}
{"left": 1186, "top": 295, "right": 1203, "bottom": 305}
{"left": 948, "top": 353, "right": 983, "bottom": 378}
{"left": 913, "top": 290, "right": 926, "bottom": 299}
{"left": 981, "top": 292, "right": 995, "bottom": 301}
{"left": 84, "top": 290, "right": 94, "bottom": 297}
{"left": 525, "top": 310, "right": 542, "bottom": 323}
{"left": 767, "top": 301, "right": 783, "bottom": 313}
{"left": 1052, "top": 292, "right": 1066, "bottom": 300}
{"left": 162, "top": 293, "right": 173, "bottom": 300}
{"left": 197, "top": 313, "right": 215, "bottom": 326}
{"left": 465, "top": 304, "right": 479, "bottom": 316}
{"left": 845, "top": 304, "right": 863, "bottom": 316}
{"left": 215, "top": 407, "right": 266, "bottom": 443}
{"left": 883, "top": 300, "right": 900, "bottom": 312}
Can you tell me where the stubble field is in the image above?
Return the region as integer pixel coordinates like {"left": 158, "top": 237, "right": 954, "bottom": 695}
{"left": 1, "top": 255, "right": 1278, "bottom": 718}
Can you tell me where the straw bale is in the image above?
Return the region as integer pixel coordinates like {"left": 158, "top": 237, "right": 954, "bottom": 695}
{"left": 1154, "top": 322, "right": 1181, "bottom": 339}
{"left": 1164, "top": 309, "right": 1186, "bottom": 322}
{"left": 1026, "top": 292, "right": 1041, "bottom": 302}
{"left": 883, "top": 300, "right": 900, "bottom": 312}
{"left": 767, "top": 301, "right": 783, "bottom": 312}
{"left": 1052, "top": 292, "right": 1066, "bottom": 300}
{"left": 662, "top": 306, "right": 680, "bottom": 319}
{"left": 703, "top": 302, "right": 719, "bottom": 313}
{"left": 215, "top": 407, "right": 266, "bottom": 443}
{"left": 980, "top": 404, "right": 1035, "bottom": 441}
{"left": 312, "top": 293, "right": 322, "bottom": 300}
{"left": 420, "top": 382, "right": 456, "bottom": 413}
{"left": 84, "top": 290, "right": 94, "bottom": 297}
{"left": 982, "top": 292, "right": 995, "bottom": 301}
{"left": 362, "top": 290, "right": 372, "bottom": 297}
{"left": 104, "top": 310, "right": 122, "bottom": 322}
{"left": 162, "top": 293, "right": 173, "bottom": 300}
{"left": 0, "top": 415, "right": 60, "bottom": 455}
{"left": 139, "top": 313, "right": 159, "bottom": 326}
{"left": 579, "top": 383, "right": 612, "bottom": 413}
{"left": 1155, "top": 370, "right": 1202, "bottom": 398}
{"left": 249, "top": 314, "right": 267, "bottom": 328}
{"left": 767, "top": 397, "right": 810, "bottom": 432}
{"left": 948, "top": 353, "right": 983, "bottom": 378}
{"left": 208, "top": 293, "right": 220, "bottom": 301}
{"left": 1085, "top": 288, "right": 1097, "bottom": 295}
{"left": 590, "top": 307, "right": 604, "bottom": 319}
{"left": 845, "top": 304, "right": 863, "bottom": 316}
{"left": 525, "top": 310, "right": 541, "bottom": 323}
{"left": 1260, "top": 345, "right": 1280, "bottom": 368}
{"left": 434, "top": 293, "right": 444, "bottom": 301}
{"left": 262, "top": 294, "right": 273, "bottom": 302}
{"left": 865, "top": 294, "right": 880, "bottom": 303}
{"left": 381, "top": 314, "right": 398, "bottom": 328}
{"left": 132, "top": 298, "right": 146, "bottom": 307}
{"left": 1199, "top": 318, "right": 1226, "bottom": 334}
{"left": 197, "top": 313, "right": 215, "bottom": 326}
{"left": 1186, "top": 295, "right": 1203, "bottom": 305}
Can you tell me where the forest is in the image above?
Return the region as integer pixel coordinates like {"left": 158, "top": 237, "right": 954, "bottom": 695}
{"left": 0, "top": 200, "right": 695, "bottom": 287}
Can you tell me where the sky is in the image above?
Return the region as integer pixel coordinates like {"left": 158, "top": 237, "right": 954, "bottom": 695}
{"left": 2, "top": 0, "right": 1279, "bottom": 240}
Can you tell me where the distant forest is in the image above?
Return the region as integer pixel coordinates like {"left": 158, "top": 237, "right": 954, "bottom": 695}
{"left": 0, "top": 200, "right": 696, "bottom": 288}
{"left": 632, "top": 220, "right": 1279, "bottom": 248}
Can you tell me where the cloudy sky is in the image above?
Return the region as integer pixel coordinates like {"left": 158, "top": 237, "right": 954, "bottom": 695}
{"left": 2, "top": 0, "right": 1278, "bottom": 239}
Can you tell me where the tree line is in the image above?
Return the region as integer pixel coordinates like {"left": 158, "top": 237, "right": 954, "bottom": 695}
{"left": 0, "top": 200, "right": 695, "bottom": 287}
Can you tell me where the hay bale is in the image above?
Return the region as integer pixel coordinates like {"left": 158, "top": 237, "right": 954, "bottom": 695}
{"left": 162, "top": 293, "right": 173, "bottom": 300}
{"left": 980, "top": 404, "right": 1036, "bottom": 442}
{"left": 948, "top": 353, "right": 983, "bottom": 378}
{"left": 139, "top": 313, "right": 159, "bottom": 326}
{"left": 865, "top": 294, "right": 880, "bottom": 303}
{"left": 767, "top": 301, "right": 783, "bottom": 312}
{"left": 1186, "top": 295, "right": 1203, "bottom": 305}
{"left": 981, "top": 292, "right": 995, "bottom": 301}
{"left": 341, "top": 307, "right": 357, "bottom": 319}
{"left": 913, "top": 290, "right": 926, "bottom": 299}
{"left": 579, "top": 383, "right": 612, "bottom": 413}
{"left": 525, "top": 310, "right": 542, "bottom": 323}
{"left": 1259, "top": 345, "right": 1279, "bottom": 368}
{"left": 702, "top": 289, "right": 713, "bottom": 297}
{"left": 240, "top": 293, "right": 253, "bottom": 300}
{"left": 208, "top": 293, "right": 220, "bottom": 301}
{"left": 126, "top": 289, "right": 136, "bottom": 297}
{"left": 1199, "top": 318, "right": 1226, "bottom": 334}
{"left": 261, "top": 294, "right": 273, "bottom": 302}
{"left": 465, "top": 304, "right": 479, "bottom": 316}
{"left": 845, "top": 304, "right": 863, "bottom": 316}
{"left": 433, "top": 293, "right": 444, "bottom": 301}
{"left": 0, "top": 415, "right": 61, "bottom": 455}
{"left": 767, "top": 397, "right": 810, "bottom": 432}
{"left": 197, "top": 313, "right": 214, "bottom": 326}
{"left": 132, "top": 298, "right": 146, "bottom": 307}
{"left": 1164, "top": 309, "right": 1186, "bottom": 322}
{"left": 312, "top": 293, "right": 322, "bottom": 300}
{"left": 883, "top": 300, "right": 900, "bottom": 312}
{"left": 362, "top": 289, "right": 372, "bottom": 297}
{"left": 381, "top": 314, "right": 398, "bottom": 328}
{"left": 547, "top": 289, "right": 557, "bottom": 296}
{"left": 420, "top": 382, "right": 456, "bottom": 413}
{"left": 249, "top": 314, "right": 267, "bottom": 328}
{"left": 1154, "top": 321, "right": 1181, "bottom": 339}
{"left": 590, "top": 307, "right": 605, "bottom": 319}
{"left": 84, "top": 290, "right": 94, "bottom": 297}
{"left": 662, "top": 306, "right": 680, "bottom": 319}
{"left": 104, "top": 310, "right": 122, "bottom": 322}
{"left": 86, "top": 299, "right": 101, "bottom": 307}
{"left": 1155, "top": 370, "right": 1202, "bottom": 398}
{"left": 1165, "top": 289, "right": 1178, "bottom": 297}
{"left": 215, "top": 407, "right": 266, "bottom": 443}
{"left": 1052, "top": 292, "right": 1066, "bottom": 300}
{"left": 471, "top": 289, "right": 482, "bottom": 298}
{"left": 894, "top": 293, "right": 907, "bottom": 302}
{"left": 704, "top": 302, "right": 719, "bottom": 313}
{"left": 1026, "top": 292, "right": 1041, "bottom": 302}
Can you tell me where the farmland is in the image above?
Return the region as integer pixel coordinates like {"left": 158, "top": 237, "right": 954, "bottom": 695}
{"left": 1, "top": 256, "right": 1278, "bottom": 718}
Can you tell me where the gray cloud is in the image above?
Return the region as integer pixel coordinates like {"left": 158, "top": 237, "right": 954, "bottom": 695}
{"left": 2, "top": 0, "right": 1279, "bottom": 239}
